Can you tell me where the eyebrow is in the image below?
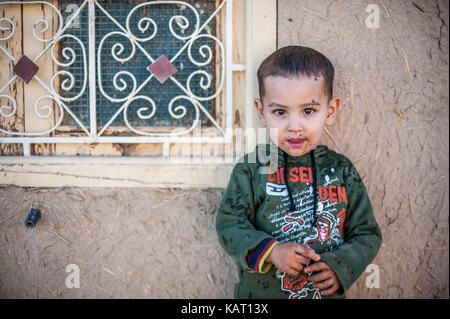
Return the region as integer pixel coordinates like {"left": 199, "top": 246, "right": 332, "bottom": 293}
{"left": 267, "top": 101, "right": 320, "bottom": 108}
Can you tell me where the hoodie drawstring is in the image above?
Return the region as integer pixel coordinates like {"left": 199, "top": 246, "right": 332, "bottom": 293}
{"left": 282, "top": 151, "right": 296, "bottom": 212}
{"left": 282, "top": 150, "right": 318, "bottom": 226}
{"left": 309, "top": 150, "right": 318, "bottom": 227}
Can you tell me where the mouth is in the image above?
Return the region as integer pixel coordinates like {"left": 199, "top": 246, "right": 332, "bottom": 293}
{"left": 287, "top": 138, "right": 305, "bottom": 148}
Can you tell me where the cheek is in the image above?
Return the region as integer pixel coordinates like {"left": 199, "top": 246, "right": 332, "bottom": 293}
{"left": 309, "top": 119, "right": 327, "bottom": 136}
{"left": 268, "top": 127, "right": 283, "bottom": 143}
{"left": 266, "top": 111, "right": 287, "bottom": 124}
{"left": 263, "top": 113, "right": 284, "bottom": 130}
{"left": 311, "top": 125, "right": 324, "bottom": 137}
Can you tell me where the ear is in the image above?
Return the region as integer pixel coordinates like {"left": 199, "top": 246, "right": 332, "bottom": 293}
{"left": 325, "top": 97, "right": 340, "bottom": 126}
{"left": 254, "top": 98, "right": 266, "bottom": 126}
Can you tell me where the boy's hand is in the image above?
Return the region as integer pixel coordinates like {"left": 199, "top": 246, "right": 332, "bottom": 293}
{"left": 304, "top": 262, "right": 341, "bottom": 296}
{"left": 266, "top": 242, "right": 321, "bottom": 277}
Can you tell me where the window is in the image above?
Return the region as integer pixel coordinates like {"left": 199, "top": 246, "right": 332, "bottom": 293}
{"left": 1, "top": 0, "right": 234, "bottom": 155}
{"left": 0, "top": 0, "right": 277, "bottom": 187}
{"left": 59, "top": 0, "right": 220, "bottom": 130}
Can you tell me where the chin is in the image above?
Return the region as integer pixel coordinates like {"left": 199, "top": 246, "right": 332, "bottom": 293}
{"left": 280, "top": 140, "right": 317, "bottom": 157}
{"left": 281, "top": 146, "right": 308, "bottom": 157}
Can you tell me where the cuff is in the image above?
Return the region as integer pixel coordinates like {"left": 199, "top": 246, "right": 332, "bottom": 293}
{"left": 246, "top": 238, "right": 279, "bottom": 273}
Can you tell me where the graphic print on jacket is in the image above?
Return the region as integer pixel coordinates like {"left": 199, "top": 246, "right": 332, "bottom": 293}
{"left": 266, "top": 165, "right": 347, "bottom": 299}
{"left": 216, "top": 143, "right": 382, "bottom": 299}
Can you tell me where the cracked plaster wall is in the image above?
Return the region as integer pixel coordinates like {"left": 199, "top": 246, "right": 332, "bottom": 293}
{"left": 0, "top": 0, "right": 448, "bottom": 299}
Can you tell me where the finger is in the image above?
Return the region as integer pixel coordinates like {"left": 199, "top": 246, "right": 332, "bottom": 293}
{"left": 304, "top": 261, "right": 328, "bottom": 274}
{"left": 286, "top": 267, "right": 300, "bottom": 277}
{"left": 312, "top": 277, "right": 335, "bottom": 290}
{"left": 294, "top": 255, "right": 309, "bottom": 266}
{"left": 309, "top": 270, "right": 334, "bottom": 283}
{"left": 288, "top": 262, "right": 304, "bottom": 274}
{"left": 319, "top": 283, "right": 340, "bottom": 296}
{"left": 295, "top": 245, "right": 321, "bottom": 261}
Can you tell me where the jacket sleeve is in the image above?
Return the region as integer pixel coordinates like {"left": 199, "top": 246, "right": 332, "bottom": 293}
{"left": 320, "top": 160, "right": 382, "bottom": 295}
{"left": 215, "top": 162, "right": 275, "bottom": 271}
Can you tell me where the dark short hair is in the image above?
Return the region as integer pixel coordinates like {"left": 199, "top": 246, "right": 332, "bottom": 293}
{"left": 257, "top": 46, "right": 335, "bottom": 102}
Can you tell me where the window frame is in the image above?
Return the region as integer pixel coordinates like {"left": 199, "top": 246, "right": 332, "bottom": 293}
{"left": 0, "top": 0, "right": 277, "bottom": 188}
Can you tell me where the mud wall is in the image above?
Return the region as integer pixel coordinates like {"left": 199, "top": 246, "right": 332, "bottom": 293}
{"left": 0, "top": 0, "right": 448, "bottom": 299}
{"left": 277, "top": 0, "right": 449, "bottom": 297}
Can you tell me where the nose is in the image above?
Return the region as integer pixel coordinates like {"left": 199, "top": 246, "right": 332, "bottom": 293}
{"left": 287, "top": 114, "right": 304, "bottom": 132}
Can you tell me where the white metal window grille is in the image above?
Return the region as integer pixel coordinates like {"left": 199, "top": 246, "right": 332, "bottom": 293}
{"left": 0, "top": 0, "right": 235, "bottom": 156}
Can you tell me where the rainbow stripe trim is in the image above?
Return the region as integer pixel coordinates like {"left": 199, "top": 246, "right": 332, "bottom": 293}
{"left": 246, "top": 238, "right": 279, "bottom": 273}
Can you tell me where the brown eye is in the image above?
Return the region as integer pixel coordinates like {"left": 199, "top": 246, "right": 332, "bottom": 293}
{"left": 274, "top": 109, "right": 286, "bottom": 116}
{"left": 303, "top": 108, "right": 315, "bottom": 115}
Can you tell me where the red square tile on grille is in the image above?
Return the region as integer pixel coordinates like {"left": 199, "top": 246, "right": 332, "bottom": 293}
{"left": 147, "top": 55, "right": 178, "bottom": 84}
{"left": 13, "top": 55, "right": 39, "bottom": 84}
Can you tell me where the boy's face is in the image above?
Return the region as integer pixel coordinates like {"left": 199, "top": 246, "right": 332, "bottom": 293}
{"left": 255, "top": 75, "right": 340, "bottom": 157}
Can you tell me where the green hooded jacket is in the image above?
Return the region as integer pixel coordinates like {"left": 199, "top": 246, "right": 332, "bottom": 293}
{"left": 216, "top": 143, "right": 382, "bottom": 299}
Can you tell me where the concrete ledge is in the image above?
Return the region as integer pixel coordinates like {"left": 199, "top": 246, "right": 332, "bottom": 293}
{"left": 0, "top": 157, "right": 235, "bottom": 188}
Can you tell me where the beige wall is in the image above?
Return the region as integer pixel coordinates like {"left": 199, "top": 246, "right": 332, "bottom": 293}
{"left": 0, "top": 0, "right": 448, "bottom": 299}
{"left": 278, "top": 0, "right": 449, "bottom": 298}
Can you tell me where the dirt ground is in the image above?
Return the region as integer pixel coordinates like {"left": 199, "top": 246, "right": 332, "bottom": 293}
{"left": 1, "top": 0, "right": 449, "bottom": 299}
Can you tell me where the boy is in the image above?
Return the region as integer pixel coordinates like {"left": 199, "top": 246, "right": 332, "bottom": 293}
{"left": 216, "top": 46, "right": 382, "bottom": 299}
